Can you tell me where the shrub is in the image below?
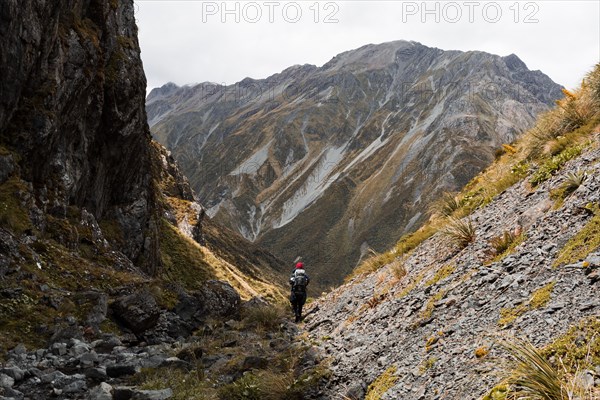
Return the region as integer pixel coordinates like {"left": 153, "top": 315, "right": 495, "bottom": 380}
{"left": 441, "top": 217, "right": 476, "bottom": 248}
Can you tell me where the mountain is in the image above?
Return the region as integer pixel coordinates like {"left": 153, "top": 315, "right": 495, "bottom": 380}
{"left": 147, "top": 40, "right": 563, "bottom": 287}
{"left": 304, "top": 65, "right": 600, "bottom": 399}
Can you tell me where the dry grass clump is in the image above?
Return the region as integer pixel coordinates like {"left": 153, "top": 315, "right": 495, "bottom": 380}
{"left": 241, "top": 305, "right": 285, "bottom": 332}
{"left": 487, "top": 228, "right": 526, "bottom": 263}
{"left": 498, "top": 336, "right": 600, "bottom": 400}
{"left": 441, "top": 217, "right": 476, "bottom": 248}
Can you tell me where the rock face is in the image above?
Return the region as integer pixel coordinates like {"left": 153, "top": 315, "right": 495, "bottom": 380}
{"left": 148, "top": 40, "right": 563, "bottom": 286}
{"left": 0, "top": 0, "right": 159, "bottom": 270}
{"left": 304, "top": 140, "right": 600, "bottom": 398}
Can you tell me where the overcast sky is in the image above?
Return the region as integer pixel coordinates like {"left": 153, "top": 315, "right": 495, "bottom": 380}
{"left": 135, "top": 1, "right": 599, "bottom": 93}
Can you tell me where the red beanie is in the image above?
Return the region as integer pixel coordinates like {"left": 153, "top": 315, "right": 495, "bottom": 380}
{"left": 296, "top": 262, "right": 304, "bottom": 269}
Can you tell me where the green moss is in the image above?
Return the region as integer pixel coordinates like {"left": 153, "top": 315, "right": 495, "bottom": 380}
{"left": 150, "top": 284, "right": 179, "bottom": 310}
{"left": 530, "top": 145, "right": 584, "bottom": 186}
{"left": 419, "top": 357, "right": 437, "bottom": 373}
{"left": 481, "top": 384, "right": 508, "bottom": 400}
{"left": 99, "top": 218, "right": 125, "bottom": 247}
{"left": 420, "top": 288, "right": 448, "bottom": 320}
{"left": 365, "top": 366, "right": 398, "bottom": 400}
{"left": 0, "top": 176, "right": 32, "bottom": 235}
{"left": 73, "top": 17, "right": 100, "bottom": 48}
{"left": 542, "top": 317, "right": 600, "bottom": 373}
{"left": 425, "top": 265, "right": 455, "bottom": 286}
{"left": 529, "top": 282, "right": 555, "bottom": 309}
{"left": 553, "top": 212, "right": 600, "bottom": 266}
{"left": 105, "top": 49, "right": 126, "bottom": 84}
{"left": 498, "top": 282, "right": 555, "bottom": 326}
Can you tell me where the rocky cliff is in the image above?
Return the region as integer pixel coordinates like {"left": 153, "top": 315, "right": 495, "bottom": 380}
{"left": 303, "top": 65, "right": 600, "bottom": 399}
{"left": 147, "top": 41, "right": 564, "bottom": 287}
{"left": 0, "top": 1, "right": 310, "bottom": 398}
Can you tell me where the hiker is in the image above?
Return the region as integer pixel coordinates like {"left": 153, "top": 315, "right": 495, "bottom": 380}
{"left": 289, "top": 262, "right": 310, "bottom": 322}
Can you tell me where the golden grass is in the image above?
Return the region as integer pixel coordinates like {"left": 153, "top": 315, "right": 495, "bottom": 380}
{"left": 553, "top": 211, "right": 600, "bottom": 267}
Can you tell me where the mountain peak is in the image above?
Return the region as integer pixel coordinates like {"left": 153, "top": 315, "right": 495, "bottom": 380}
{"left": 322, "top": 40, "right": 423, "bottom": 71}
{"left": 503, "top": 53, "right": 528, "bottom": 71}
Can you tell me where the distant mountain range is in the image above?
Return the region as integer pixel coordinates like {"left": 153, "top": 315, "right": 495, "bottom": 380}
{"left": 147, "top": 40, "right": 563, "bottom": 286}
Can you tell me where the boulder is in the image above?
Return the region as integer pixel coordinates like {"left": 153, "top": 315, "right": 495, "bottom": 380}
{"left": 111, "top": 291, "right": 160, "bottom": 335}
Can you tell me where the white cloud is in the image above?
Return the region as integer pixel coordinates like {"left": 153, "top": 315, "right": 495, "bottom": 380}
{"left": 135, "top": 1, "right": 599, "bottom": 91}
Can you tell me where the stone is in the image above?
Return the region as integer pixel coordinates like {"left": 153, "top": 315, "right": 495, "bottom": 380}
{"left": 88, "top": 382, "right": 113, "bottom": 400}
{"left": 0, "top": 373, "right": 15, "bottom": 389}
{"left": 79, "top": 351, "right": 100, "bottom": 368}
{"left": 2, "top": 387, "right": 24, "bottom": 399}
{"left": 344, "top": 380, "right": 366, "bottom": 400}
{"left": 84, "top": 367, "right": 108, "bottom": 381}
{"left": 0, "top": 154, "right": 15, "bottom": 184}
{"left": 0, "top": 367, "right": 24, "bottom": 382}
{"left": 63, "top": 379, "right": 87, "bottom": 393}
{"left": 111, "top": 291, "right": 161, "bottom": 335}
{"left": 131, "top": 388, "right": 174, "bottom": 400}
{"left": 107, "top": 363, "right": 139, "bottom": 378}
{"left": 160, "top": 357, "right": 191, "bottom": 371}
{"left": 40, "top": 370, "right": 67, "bottom": 384}
{"left": 50, "top": 342, "right": 67, "bottom": 356}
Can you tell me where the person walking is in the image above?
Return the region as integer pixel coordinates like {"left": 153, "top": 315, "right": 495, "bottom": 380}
{"left": 289, "top": 262, "right": 310, "bottom": 322}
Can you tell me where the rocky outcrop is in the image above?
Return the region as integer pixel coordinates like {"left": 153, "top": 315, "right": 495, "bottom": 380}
{"left": 304, "top": 139, "right": 600, "bottom": 398}
{"left": 0, "top": 0, "right": 160, "bottom": 270}
{"left": 148, "top": 40, "right": 563, "bottom": 287}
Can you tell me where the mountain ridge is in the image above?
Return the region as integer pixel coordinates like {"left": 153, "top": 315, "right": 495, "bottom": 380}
{"left": 148, "top": 40, "right": 563, "bottom": 287}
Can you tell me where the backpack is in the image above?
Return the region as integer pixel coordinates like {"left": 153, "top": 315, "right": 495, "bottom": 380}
{"left": 292, "top": 270, "right": 308, "bottom": 292}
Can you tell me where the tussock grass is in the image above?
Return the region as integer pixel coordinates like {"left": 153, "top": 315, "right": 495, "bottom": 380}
{"left": 429, "top": 192, "right": 461, "bottom": 218}
{"left": 488, "top": 229, "right": 526, "bottom": 264}
{"left": 498, "top": 333, "right": 600, "bottom": 400}
{"left": 441, "top": 217, "right": 476, "bottom": 248}
{"left": 550, "top": 170, "right": 588, "bottom": 208}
